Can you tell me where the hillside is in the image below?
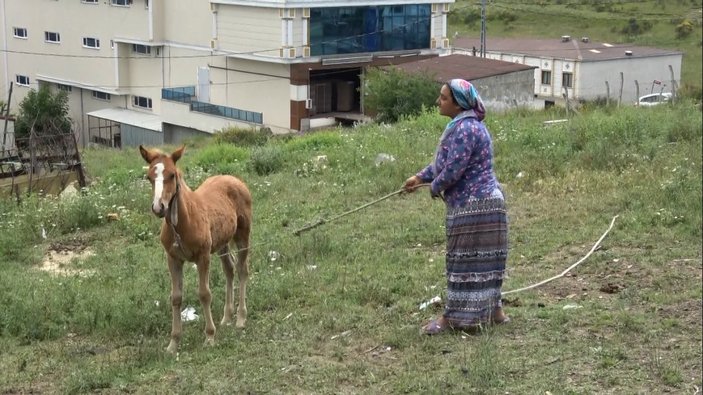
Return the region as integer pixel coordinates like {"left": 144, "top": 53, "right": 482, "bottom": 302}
{"left": 0, "top": 102, "right": 701, "bottom": 393}
{"left": 450, "top": 0, "right": 703, "bottom": 92}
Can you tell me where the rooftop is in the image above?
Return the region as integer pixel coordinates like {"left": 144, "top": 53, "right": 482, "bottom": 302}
{"left": 453, "top": 36, "right": 682, "bottom": 61}
{"left": 392, "top": 54, "right": 535, "bottom": 82}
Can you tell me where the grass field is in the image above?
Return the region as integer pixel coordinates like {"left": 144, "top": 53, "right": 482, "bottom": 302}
{"left": 0, "top": 2, "right": 701, "bottom": 393}
{"left": 450, "top": 0, "right": 703, "bottom": 92}
{"left": 0, "top": 100, "right": 700, "bottom": 393}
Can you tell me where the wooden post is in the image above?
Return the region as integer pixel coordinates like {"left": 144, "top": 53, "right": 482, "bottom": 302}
{"left": 635, "top": 80, "right": 640, "bottom": 105}
{"left": 2, "top": 82, "right": 14, "bottom": 156}
{"left": 605, "top": 81, "right": 610, "bottom": 106}
{"left": 71, "top": 133, "right": 87, "bottom": 188}
{"left": 618, "top": 72, "right": 624, "bottom": 107}
{"left": 562, "top": 86, "right": 570, "bottom": 117}
{"left": 668, "top": 64, "right": 677, "bottom": 102}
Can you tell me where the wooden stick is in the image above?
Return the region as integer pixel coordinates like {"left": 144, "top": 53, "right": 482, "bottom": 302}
{"left": 293, "top": 184, "right": 430, "bottom": 236}
{"left": 503, "top": 214, "right": 619, "bottom": 295}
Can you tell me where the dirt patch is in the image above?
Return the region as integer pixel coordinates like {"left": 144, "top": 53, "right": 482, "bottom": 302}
{"left": 657, "top": 299, "right": 703, "bottom": 329}
{"left": 38, "top": 241, "right": 95, "bottom": 277}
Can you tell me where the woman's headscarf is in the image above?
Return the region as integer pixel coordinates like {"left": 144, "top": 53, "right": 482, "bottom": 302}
{"left": 431, "top": 79, "right": 487, "bottom": 176}
{"left": 448, "top": 79, "right": 486, "bottom": 121}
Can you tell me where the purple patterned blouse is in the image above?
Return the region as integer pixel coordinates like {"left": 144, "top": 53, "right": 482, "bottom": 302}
{"left": 416, "top": 116, "right": 498, "bottom": 208}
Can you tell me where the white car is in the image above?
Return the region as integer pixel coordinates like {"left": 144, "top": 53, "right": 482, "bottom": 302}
{"left": 636, "top": 92, "right": 672, "bottom": 107}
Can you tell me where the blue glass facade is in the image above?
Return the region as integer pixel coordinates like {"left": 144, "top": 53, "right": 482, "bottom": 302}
{"left": 310, "top": 5, "right": 432, "bottom": 56}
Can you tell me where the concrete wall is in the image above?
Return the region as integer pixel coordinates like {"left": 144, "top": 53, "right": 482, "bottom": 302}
{"left": 472, "top": 68, "right": 536, "bottom": 112}
{"left": 121, "top": 124, "right": 163, "bottom": 148}
{"left": 211, "top": 57, "right": 291, "bottom": 132}
{"left": 579, "top": 55, "right": 681, "bottom": 103}
{"left": 163, "top": 123, "right": 211, "bottom": 145}
{"left": 216, "top": 6, "right": 281, "bottom": 58}
{"left": 483, "top": 50, "right": 681, "bottom": 104}
{"left": 161, "top": 1, "right": 212, "bottom": 45}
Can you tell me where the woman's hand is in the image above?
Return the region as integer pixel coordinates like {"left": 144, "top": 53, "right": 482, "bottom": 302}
{"left": 403, "top": 175, "right": 422, "bottom": 192}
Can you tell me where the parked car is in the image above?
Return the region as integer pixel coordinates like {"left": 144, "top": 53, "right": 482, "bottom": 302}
{"left": 636, "top": 92, "right": 672, "bottom": 107}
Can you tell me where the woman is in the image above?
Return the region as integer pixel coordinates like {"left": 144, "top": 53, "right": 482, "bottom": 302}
{"left": 404, "top": 79, "right": 509, "bottom": 334}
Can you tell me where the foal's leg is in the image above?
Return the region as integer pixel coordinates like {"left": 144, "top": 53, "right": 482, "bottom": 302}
{"left": 195, "top": 253, "right": 217, "bottom": 346}
{"left": 166, "top": 255, "right": 184, "bottom": 354}
{"left": 234, "top": 218, "right": 251, "bottom": 328}
{"left": 218, "top": 245, "right": 235, "bottom": 326}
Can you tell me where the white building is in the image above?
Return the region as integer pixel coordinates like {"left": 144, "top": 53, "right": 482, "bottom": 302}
{"left": 453, "top": 36, "right": 683, "bottom": 108}
{"left": 1, "top": 0, "right": 455, "bottom": 148}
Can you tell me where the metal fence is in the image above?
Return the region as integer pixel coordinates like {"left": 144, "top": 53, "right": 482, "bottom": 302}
{"left": 162, "top": 87, "right": 263, "bottom": 124}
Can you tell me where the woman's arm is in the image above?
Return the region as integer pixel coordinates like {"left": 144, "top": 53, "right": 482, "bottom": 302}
{"left": 430, "top": 121, "right": 477, "bottom": 196}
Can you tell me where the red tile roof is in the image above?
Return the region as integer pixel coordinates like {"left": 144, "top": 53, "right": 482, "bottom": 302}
{"left": 391, "top": 54, "right": 535, "bottom": 82}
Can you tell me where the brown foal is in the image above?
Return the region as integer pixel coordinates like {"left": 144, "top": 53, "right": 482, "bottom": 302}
{"left": 140, "top": 145, "right": 252, "bottom": 354}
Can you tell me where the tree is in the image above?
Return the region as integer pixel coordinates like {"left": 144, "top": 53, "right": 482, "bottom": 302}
{"left": 14, "top": 86, "right": 72, "bottom": 140}
{"left": 364, "top": 67, "right": 439, "bottom": 123}
{"left": 675, "top": 19, "right": 694, "bottom": 39}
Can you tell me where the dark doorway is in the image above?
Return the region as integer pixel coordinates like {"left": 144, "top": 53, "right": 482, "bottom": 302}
{"left": 309, "top": 68, "right": 361, "bottom": 116}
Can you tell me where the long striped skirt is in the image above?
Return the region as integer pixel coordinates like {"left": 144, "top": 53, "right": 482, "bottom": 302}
{"left": 444, "top": 188, "right": 508, "bottom": 328}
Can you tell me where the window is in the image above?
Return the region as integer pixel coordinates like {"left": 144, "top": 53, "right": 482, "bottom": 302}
{"left": 111, "top": 0, "right": 133, "bottom": 5}
{"left": 16, "top": 75, "right": 30, "bottom": 86}
{"left": 132, "top": 44, "right": 151, "bottom": 55}
{"left": 82, "top": 37, "right": 100, "bottom": 49}
{"left": 45, "top": 31, "right": 61, "bottom": 43}
{"left": 92, "top": 91, "right": 111, "bottom": 101}
{"left": 541, "top": 70, "right": 552, "bottom": 85}
{"left": 13, "top": 27, "right": 28, "bottom": 39}
{"left": 82, "top": 0, "right": 98, "bottom": 3}
{"left": 132, "top": 96, "right": 153, "bottom": 109}
{"left": 309, "top": 5, "right": 431, "bottom": 56}
{"left": 562, "top": 72, "right": 573, "bottom": 88}
{"left": 58, "top": 84, "right": 72, "bottom": 92}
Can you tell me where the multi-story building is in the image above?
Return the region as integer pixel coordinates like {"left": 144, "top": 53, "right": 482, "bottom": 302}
{"left": 1, "top": 0, "right": 454, "bottom": 148}
{"left": 453, "top": 36, "right": 683, "bottom": 108}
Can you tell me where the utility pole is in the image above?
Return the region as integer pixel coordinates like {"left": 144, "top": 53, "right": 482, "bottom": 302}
{"left": 480, "top": 0, "right": 487, "bottom": 57}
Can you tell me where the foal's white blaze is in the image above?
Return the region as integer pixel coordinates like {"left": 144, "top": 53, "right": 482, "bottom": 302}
{"left": 152, "top": 162, "right": 165, "bottom": 213}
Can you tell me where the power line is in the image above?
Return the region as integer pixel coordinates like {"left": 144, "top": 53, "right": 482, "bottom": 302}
{"left": 1, "top": 1, "right": 688, "bottom": 61}
{"left": 1, "top": 6, "right": 460, "bottom": 60}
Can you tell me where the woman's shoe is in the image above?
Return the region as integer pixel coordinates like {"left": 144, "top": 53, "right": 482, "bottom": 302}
{"left": 421, "top": 318, "right": 451, "bottom": 335}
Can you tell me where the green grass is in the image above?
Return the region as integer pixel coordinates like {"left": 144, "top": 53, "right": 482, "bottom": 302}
{"left": 0, "top": 100, "right": 700, "bottom": 393}
{"left": 450, "top": 0, "right": 703, "bottom": 93}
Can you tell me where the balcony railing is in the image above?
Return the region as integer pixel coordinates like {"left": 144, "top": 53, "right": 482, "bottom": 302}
{"left": 161, "top": 86, "right": 195, "bottom": 103}
{"left": 161, "top": 87, "right": 263, "bottom": 124}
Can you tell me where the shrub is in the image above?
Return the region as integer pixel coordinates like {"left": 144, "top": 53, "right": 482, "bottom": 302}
{"left": 249, "top": 146, "right": 285, "bottom": 176}
{"left": 282, "top": 131, "right": 343, "bottom": 152}
{"left": 214, "top": 126, "right": 271, "bottom": 147}
{"left": 364, "top": 67, "right": 439, "bottom": 123}
{"left": 191, "top": 144, "right": 249, "bottom": 172}
{"left": 620, "top": 18, "right": 653, "bottom": 36}
{"left": 675, "top": 19, "right": 694, "bottom": 39}
{"left": 678, "top": 83, "right": 702, "bottom": 102}
{"left": 14, "top": 86, "right": 72, "bottom": 140}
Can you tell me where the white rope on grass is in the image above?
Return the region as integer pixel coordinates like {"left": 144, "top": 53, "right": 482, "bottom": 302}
{"left": 503, "top": 214, "right": 619, "bottom": 296}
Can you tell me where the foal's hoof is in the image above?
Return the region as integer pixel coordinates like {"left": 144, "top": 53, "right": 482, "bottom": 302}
{"left": 204, "top": 337, "right": 216, "bottom": 347}
{"left": 235, "top": 319, "right": 247, "bottom": 329}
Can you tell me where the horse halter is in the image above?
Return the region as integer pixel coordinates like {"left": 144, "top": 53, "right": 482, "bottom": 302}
{"left": 166, "top": 175, "right": 181, "bottom": 226}
{"left": 165, "top": 175, "right": 187, "bottom": 257}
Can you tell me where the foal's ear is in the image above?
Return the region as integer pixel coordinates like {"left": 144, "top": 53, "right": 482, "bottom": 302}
{"left": 171, "top": 145, "right": 186, "bottom": 163}
{"left": 139, "top": 145, "right": 156, "bottom": 164}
